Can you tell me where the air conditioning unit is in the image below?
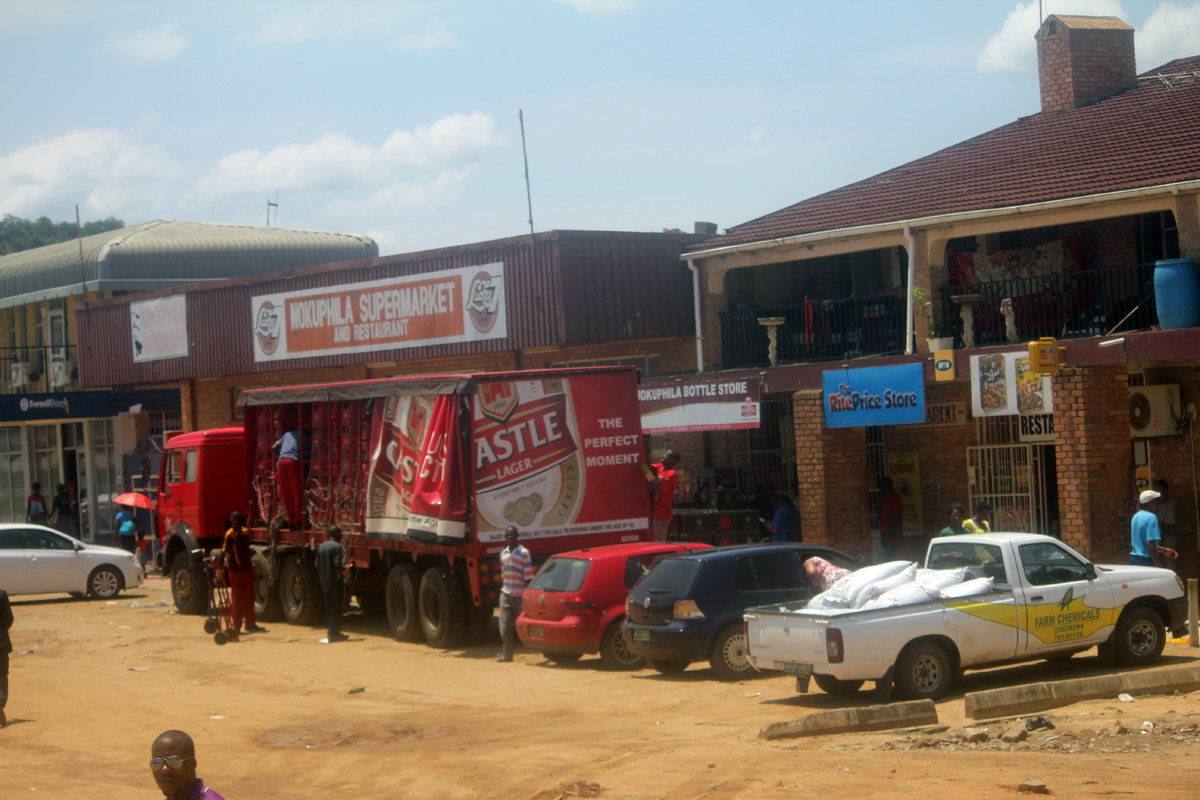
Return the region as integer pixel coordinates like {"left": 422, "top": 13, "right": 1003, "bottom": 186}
{"left": 1129, "top": 384, "right": 1180, "bottom": 437}
{"left": 49, "top": 360, "right": 72, "bottom": 388}
{"left": 10, "top": 362, "right": 30, "bottom": 388}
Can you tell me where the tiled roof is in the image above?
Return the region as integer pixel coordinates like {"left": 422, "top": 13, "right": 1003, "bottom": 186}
{"left": 693, "top": 56, "right": 1200, "bottom": 252}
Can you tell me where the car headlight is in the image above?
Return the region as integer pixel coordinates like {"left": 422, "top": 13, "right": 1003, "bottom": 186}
{"left": 125, "top": 553, "right": 140, "bottom": 565}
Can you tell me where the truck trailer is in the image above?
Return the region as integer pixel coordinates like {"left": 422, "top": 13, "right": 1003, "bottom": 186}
{"left": 157, "top": 367, "right": 653, "bottom": 648}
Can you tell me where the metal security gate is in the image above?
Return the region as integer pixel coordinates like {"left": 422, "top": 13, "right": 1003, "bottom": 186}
{"left": 731, "top": 399, "right": 796, "bottom": 495}
{"left": 967, "top": 443, "right": 1048, "bottom": 534}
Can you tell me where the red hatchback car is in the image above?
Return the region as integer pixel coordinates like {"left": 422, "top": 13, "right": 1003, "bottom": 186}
{"left": 517, "top": 541, "right": 711, "bottom": 670}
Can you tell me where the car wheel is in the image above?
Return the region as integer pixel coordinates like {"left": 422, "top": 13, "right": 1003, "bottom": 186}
{"left": 1115, "top": 607, "right": 1165, "bottom": 666}
{"left": 252, "top": 553, "right": 283, "bottom": 622}
{"left": 708, "top": 624, "right": 753, "bottom": 681}
{"left": 385, "top": 563, "right": 423, "bottom": 641}
{"left": 895, "top": 641, "right": 952, "bottom": 701}
{"left": 87, "top": 566, "right": 123, "bottom": 599}
{"left": 648, "top": 659, "right": 690, "bottom": 675}
{"left": 170, "top": 552, "right": 208, "bottom": 615}
{"left": 545, "top": 653, "right": 583, "bottom": 664}
{"left": 599, "top": 619, "right": 643, "bottom": 671}
{"left": 814, "top": 674, "right": 865, "bottom": 696}
{"left": 279, "top": 555, "right": 324, "bottom": 625}
{"left": 418, "top": 566, "right": 465, "bottom": 648}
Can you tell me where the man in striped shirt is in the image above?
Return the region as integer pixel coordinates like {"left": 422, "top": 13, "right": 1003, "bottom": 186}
{"left": 498, "top": 525, "right": 533, "bottom": 663}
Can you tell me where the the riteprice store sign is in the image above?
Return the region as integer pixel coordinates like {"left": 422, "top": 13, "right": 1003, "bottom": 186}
{"left": 822, "top": 363, "right": 925, "bottom": 429}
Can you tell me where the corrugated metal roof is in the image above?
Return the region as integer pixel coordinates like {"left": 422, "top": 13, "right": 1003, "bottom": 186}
{"left": 0, "top": 218, "right": 377, "bottom": 309}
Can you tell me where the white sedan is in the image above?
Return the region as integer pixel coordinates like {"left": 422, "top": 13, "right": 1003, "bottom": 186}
{"left": 0, "top": 524, "right": 145, "bottom": 600}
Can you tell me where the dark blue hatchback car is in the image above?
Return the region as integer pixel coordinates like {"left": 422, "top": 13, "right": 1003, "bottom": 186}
{"left": 623, "top": 543, "right": 861, "bottom": 680}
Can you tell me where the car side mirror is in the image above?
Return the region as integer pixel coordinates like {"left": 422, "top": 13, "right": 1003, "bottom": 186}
{"left": 73, "top": 542, "right": 83, "bottom": 552}
{"left": 1085, "top": 562, "right": 1097, "bottom": 581}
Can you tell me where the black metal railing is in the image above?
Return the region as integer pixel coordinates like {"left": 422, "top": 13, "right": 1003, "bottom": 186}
{"left": 0, "top": 345, "right": 79, "bottom": 394}
{"left": 939, "top": 263, "right": 1158, "bottom": 348}
{"left": 720, "top": 292, "right": 906, "bottom": 369}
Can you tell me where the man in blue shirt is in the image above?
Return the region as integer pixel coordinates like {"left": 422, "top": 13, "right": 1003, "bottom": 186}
{"left": 1130, "top": 489, "right": 1176, "bottom": 566}
{"left": 762, "top": 494, "right": 800, "bottom": 543}
{"left": 115, "top": 504, "right": 138, "bottom": 553}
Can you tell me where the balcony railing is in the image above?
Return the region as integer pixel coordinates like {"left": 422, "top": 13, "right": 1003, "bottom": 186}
{"left": 720, "top": 292, "right": 906, "bottom": 369}
{"left": 939, "top": 263, "right": 1157, "bottom": 348}
{"left": 0, "top": 345, "right": 79, "bottom": 394}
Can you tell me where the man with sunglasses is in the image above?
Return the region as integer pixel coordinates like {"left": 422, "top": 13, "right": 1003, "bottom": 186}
{"left": 150, "top": 730, "right": 225, "bottom": 800}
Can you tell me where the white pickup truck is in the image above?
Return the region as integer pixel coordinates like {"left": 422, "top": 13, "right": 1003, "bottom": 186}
{"left": 744, "top": 533, "right": 1188, "bottom": 701}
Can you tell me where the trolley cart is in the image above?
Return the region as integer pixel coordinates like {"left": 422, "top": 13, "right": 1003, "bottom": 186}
{"left": 202, "top": 553, "right": 239, "bottom": 645}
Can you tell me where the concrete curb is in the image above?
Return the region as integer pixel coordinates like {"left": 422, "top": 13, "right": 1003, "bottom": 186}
{"left": 759, "top": 699, "right": 938, "bottom": 740}
{"left": 964, "top": 665, "right": 1200, "bottom": 720}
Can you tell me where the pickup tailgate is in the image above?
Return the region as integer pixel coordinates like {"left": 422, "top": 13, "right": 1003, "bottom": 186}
{"left": 745, "top": 601, "right": 832, "bottom": 671}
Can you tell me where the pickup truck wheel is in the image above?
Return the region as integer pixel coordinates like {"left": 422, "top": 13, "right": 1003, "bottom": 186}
{"left": 386, "top": 563, "right": 423, "bottom": 641}
{"left": 599, "top": 619, "right": 643, "bottom": 671}
{"left": 1115, "top": 607, "right": 1165, "bottom": 666}
{"left": 171, "top": 552, "right": 208, "bottom": 615}
{"left": 648, "top": 659, "right": 689, "bottom": 674}
{"left": 252, "top": 553, "right": 283, "bottom": 622}
{"left": 419, "top": 566, "right": 466, "bottom": 648}
{"left": 279, "top": 555, "right": 324, "bottom": 625}
{"left": 708, "top": 624, "right": 753, "bottom": 681}
{"left": 814, "top": 674, "right": 865, "bottom": 696}
{"left": 895, "top": 642, "right": 952, "bottom": 701}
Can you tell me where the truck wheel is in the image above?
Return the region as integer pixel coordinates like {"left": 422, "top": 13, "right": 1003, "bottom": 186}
{"left": 171, "top": 552, "right": 208, "bottom": 615}
{"left": 648, "top": 659, "right": 689, "bottom": 674}
{"left": 895, "top": 641, "right": 952, "bottom": 701}
{"left": 386, "top": 563, "right": 423, "bottom": 642}
{"left": 708, "top": 624, "right": 753, "bottom": 681}
{"left": 1115, "top": 607, "right": 1165, "bottom": 666}
{"left": 279, "top": 556, "right": 324, "bottom": 625}
{"left": 599, "top": 619, "right": 643, "bottom": 671}
{"left": 814, "top": 674, "right": 865, "bottom": 696}
{"left": 252, "top": 553, "right": 283, "bottom": 622}
{"left": 419, "top": 566, "right": 466, "bottom": 648}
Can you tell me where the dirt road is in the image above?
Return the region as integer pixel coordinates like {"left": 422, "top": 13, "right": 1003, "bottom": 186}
{"left": 4, "top": 576, "right": 1200, "bottom": 799}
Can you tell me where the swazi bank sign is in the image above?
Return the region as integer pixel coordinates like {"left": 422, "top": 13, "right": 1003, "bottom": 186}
{"left": 251, "top": 264, "right": 507, "bottom": 362}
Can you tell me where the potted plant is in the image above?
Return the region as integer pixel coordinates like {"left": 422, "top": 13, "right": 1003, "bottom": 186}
{"left": 911, "top": 288, "right": 955, "bottom": 352}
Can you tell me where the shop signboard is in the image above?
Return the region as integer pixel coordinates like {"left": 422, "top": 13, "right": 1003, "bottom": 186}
{"left": 131, "top": 295, "right": 188, "bottom": 362}
{"left": 251, "top": 263, "right": 507, "bottom": 362}
{"left": 639, "top": 375, "right": 760, "bottom": 433}
{"left": 1018, "top": 413, "right": 1055, "bottom": 443}
{"left": 0, "top": 391, "right": 113, "bottom": 422}
{"left": 885, "top": 451, "right": 924, "bottom": 534}
{"left": 822, "top": 364, "right": 925, "bottom": 429}
{"left": 897, "top": 400, "right": 968, "bottom": 430}
{"left": 970, "top": 352, "right": 1054, "bottom": 418}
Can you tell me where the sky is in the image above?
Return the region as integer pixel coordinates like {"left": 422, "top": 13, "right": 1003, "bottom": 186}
{"left": 3, "top": 0, "right": 1200, "bottom": 257}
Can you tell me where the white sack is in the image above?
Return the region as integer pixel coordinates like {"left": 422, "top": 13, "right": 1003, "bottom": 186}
{"left": 939, "top": 576, "right": 995, "bottom": 598}
{"left": 861, "top": 580, "right": 939, "bottom": 610}
{"left": 915, "top": 567, "right": 970, "bottom": 591}
{"left": 806, "top": 589, "right": 846, "bottom": 610}
{"left": 824, "top": 560, "right": 914, "bottom": 607}
{"left": 851, "top": 563, "right": 918, "bottom": 609}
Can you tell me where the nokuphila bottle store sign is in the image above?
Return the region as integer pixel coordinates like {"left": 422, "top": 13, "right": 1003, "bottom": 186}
{"left": 822, "top": 363, "right": 925, "bottom": 428}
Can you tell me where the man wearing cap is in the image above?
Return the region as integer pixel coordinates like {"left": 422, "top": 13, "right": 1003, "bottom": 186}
{"left": 1130, "top": 489, "right": 1178, "bottom": 567}
{"left": 149, "top": 729, "right": 225, "bottom": 800}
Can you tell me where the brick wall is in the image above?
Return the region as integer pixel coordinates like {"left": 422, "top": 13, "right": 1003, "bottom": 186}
{"left": 1145, "top": 364, "right": 1200, "bottom": 579}
{"left": 1037, "top": 18, "right": 1136, "bottom": 113}
{"left": 793, "top": 390, "right": 870, "bottom": 552}
{"left": 1174, "top": 192, "right": 1200, "bottom": 259}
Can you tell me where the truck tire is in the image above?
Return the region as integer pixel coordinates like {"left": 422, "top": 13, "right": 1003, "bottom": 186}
{"left": 1115, "top": 607, "right": 1165, "bottom": 666}
{"left": 252, "top": 553, "right": 283, "bottom": 622}
{"left": 386, "top": 563, "right": 423, "bottom": 642}
{"left": 171, "top": 552, "right": 208, "bottom": 615}
{"left": 814, "top": 674, "right": 865, "bottom": 696}
{"left": 708, "top": 623, "right": 753, "bottom": 681}
{"left": 895, "top": 641, "right": 952, "bottom": 701}
{"left": 418, "top": 566, "right": 465, "bottom": 648}
{"left": 279, "top": 555, "right": 324, "bottom": 626}
{"left": 599, "top": 619, "right": 643, "bottom": 671}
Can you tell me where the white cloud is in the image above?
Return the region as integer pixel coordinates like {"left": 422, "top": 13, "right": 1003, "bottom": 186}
{"left": 1139, "top": 1, "right": 1200, "bottom": 69}
{"left": 978, "top": 0, "right": 1127, "bottom": 74}
{"left": 328, "top": 167, "right": 477, "bottom": 217}
{"left": 96, "top": 23, "right": 189, "bottom": 63}
{"left": 556, "top": 0, "right": 636, "bottom": 18}
{"left": 197, "top": 113, "right": 503, "bottom": 198}
{"left": 249, "top": 3, "right": 414, "bottom": 45}
{"left": 392, "top": 22, "right": 458, "bottom": 51}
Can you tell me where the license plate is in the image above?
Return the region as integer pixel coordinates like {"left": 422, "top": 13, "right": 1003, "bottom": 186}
{"left": 781, "top": 662, "right": 812, "bottom": 677}
{"left": 528, "top": 625, "right": 544, "bottom": 638}
{"left": 632, "top": 629, "right": 650, "bottom": 644}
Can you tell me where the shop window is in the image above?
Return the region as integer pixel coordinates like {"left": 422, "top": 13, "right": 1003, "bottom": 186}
{"left": 149, "top": 410, "right": 183, "bottom": 445}
{"left": 0, "top": 427, "right": 25, "bottom": 523}
{"left": 1136, "top": 211, "right": 1179, "bottom": 264}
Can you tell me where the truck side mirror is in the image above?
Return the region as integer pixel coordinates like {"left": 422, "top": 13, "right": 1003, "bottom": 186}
{"left": 1085, "top": 562, "right": 1097, "bottom": 581}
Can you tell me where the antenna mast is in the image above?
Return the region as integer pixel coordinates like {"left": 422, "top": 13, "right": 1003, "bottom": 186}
{"left": 519, "top": 110, "right": 536, "bottom": 243}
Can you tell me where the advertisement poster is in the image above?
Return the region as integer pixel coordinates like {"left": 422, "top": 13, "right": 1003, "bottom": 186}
{"left": 131, "top": 295, "right": 188, "bottom": 362}
{"left": 365, "top": 393, "right": 445, "bottom": 540}
{"left": 822, "top": 363, "right": 925, "bottom": 428}
{"left": 251, "top": 263, "right": 506, "bottom": 362}
{"left": 639, "top": 375, "right": 760, "bottom": 433}
{"left": 970, "top": 352, "right": 1055, "bottom": 417}
{"left": 885, "top": 452, "right": 924, "bottom": 535}
{"left": 472, "top": 374, "right": 650, "bottom": 543}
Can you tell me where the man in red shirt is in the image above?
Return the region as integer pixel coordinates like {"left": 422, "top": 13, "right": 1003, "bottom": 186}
{"left": 878, "top": 476, "right": 904, "bottom": 560}
{"left": 650, "top": 450, "right": 681, "bottom": 542}
{"left": 221, "top": 511, "right": 264, "bottom": 634}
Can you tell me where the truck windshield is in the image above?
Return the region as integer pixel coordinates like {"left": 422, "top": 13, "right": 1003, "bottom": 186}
{"left": 529, "top": 558, "right": 590, "bottom": 593}
{"left": 927, "top": 542, "right": 1008, "bottom": 585}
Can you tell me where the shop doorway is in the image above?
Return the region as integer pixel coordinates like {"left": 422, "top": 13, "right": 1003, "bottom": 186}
{"left": 730, "top": 398, "right": 796, "bottom": 497}
{"left": 966, "top": 443, "right": 1050, "bottom": 534}
{"left": 61, "top": 422, "right": 88, "bottom": 542}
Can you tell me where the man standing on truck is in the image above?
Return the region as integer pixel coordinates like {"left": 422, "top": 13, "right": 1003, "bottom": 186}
{"left": 274, "top": 427, "right": 303, "bottom": 527}
{"left": 222, "top": 511, "right": 263, "bottom": 634}
{"left": 498, "top": 525, "right": 533, "bottom": 662}
{"left": 649, "top": 450, "right": 681, "bottom": 542}
{"left": 317, "top": 526, "right": 348, "bottom": 644}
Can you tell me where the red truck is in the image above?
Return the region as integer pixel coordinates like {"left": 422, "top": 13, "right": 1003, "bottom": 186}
{"left": 158, "top": 367, "right": 653, "bottom": 648}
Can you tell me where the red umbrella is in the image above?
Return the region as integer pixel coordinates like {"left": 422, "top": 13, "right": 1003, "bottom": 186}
{"left": 113, "top": 492, "right": 155, "bottom": 510}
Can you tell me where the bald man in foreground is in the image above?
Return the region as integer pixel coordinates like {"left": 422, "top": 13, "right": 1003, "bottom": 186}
{"left": 150, "top": 730, "right": 225, "bottom": 800}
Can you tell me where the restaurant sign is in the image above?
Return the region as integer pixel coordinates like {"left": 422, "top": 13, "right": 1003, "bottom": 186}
{"left": 822, "top": 364, "right": 925, "bottom": 428}
{"left": 251, "top": 263, "right": 507, "bottom": 362}
{"left": 639, "top": 376, "right": 760, "bottom": 433}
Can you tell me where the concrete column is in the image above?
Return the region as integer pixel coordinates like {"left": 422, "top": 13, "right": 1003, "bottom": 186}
{"left": 793, "top": 390, "right": 870, "bottom": 553}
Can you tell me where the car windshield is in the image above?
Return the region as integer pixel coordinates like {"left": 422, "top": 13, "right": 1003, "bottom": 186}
{"left": 529, "top": 558, "right": 590, "bottom": 593}
{"left": 634, "top": 558, "right": 699, "bottom": 595}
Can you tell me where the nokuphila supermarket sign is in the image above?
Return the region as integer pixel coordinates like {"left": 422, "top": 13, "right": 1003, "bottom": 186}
{"left": 822, "top": 363, "right": 925, "bottom": 428}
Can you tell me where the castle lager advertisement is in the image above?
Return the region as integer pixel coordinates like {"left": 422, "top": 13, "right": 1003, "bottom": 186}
{"left": 251, "top": 263, "right": 506, "bottom": 362}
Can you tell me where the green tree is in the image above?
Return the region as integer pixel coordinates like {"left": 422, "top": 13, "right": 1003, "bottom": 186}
{"left": 0, "top": 214, "right": 125, "bottom": 256}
